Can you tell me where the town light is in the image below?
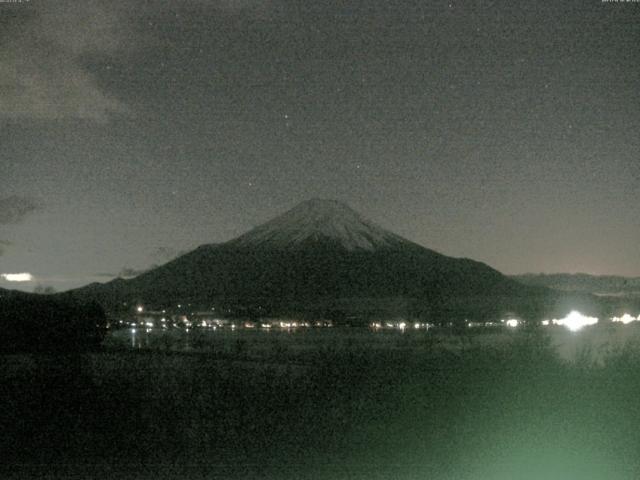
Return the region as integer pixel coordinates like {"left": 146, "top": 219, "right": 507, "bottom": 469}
{"left": 611, "top": 313, "right": 638, "bottom": 325}
{"left": 553, "top": 311, "right": 598, "bottom": 332}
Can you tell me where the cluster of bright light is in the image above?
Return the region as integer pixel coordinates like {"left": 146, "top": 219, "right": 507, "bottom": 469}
{"left": 468, "top": 321, "right": 501, "bottom": 328}
{"left": 370, "top": 321, "right": 430, "bottom": 331}
{"left": 544, "top": 311, "right": 599, "bottom": 332}
{"left": 611, "top": 313, "right": 640, "bottom": 325}
{"left": 504, "top": 319, "right": 519, "bottom": 328}
{"left": 1, "top": 272, "right": 34, "bottom": 282}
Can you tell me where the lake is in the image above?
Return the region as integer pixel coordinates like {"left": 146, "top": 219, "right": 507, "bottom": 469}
{"left": 104, "top": 321, "right": 640, "bottom": 364}
{"left": 5, "top": 320, "right": 640, "bottom": 479}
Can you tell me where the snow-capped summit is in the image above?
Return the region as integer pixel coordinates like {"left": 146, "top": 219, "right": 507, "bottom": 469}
{"left": 228, "top": 198, "right": 412, "bottom": 251}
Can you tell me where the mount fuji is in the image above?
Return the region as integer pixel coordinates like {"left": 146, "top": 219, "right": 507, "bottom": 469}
{"left": 67, "top": 199, "right": 555, "bottom": 322}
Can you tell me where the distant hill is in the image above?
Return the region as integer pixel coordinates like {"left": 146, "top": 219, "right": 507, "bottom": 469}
{"left": 0, "top": 288, "right": 107, "bottom": 352}
{"left": 66, "top": 199, "right": 595, "bottom": 322}
{"left": 511, "top": 273, "right": 640, "bottom": 297}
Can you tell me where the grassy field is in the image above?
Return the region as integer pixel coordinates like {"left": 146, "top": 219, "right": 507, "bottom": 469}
{"left": 3, "top": 327, "right": 640, "bottom": 479}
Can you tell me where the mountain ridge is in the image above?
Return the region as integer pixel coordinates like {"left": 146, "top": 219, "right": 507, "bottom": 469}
{"left": 512, "top": 273, "right": 640, "bottom": 297}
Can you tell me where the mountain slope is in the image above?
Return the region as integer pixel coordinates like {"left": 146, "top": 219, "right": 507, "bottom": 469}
{"left": 68, "top": 199, "right": 559, "bottom": 321}
{"left": 512, "top": 273, "right": 640, "bottom": 297}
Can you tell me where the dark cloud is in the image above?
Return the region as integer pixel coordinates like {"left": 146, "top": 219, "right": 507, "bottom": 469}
{"left": 0, "top": 1, "right": 131, "bottom": 122}
{"left": 0, "top": 0, "right": 276, "bottom": 124}
{"left": 0, "top": 196, "right": 40, "bottom": 225}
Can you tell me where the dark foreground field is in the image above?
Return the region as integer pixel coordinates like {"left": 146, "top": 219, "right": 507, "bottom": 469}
{"left": 3, "top": 329, "right": 640, "bottom": 480}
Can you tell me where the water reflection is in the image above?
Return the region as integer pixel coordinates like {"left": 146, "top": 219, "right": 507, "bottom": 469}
{"left": 128, "top": 327, "right": 156, "bottom": 349}
{"left": 104, "top": 319, "right": 640, "bottom": 367}
{"left": 122, "top": 327, "right": 199, "bottom": 350}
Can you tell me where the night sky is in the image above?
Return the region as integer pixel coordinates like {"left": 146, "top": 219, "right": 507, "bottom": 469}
{"left": 1, "top": 0, "right": 638, "bottom": 292}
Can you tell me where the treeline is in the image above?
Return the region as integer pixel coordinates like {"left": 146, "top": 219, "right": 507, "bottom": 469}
{"left": 0, "top": 292, "right": 107, "bottom": 353}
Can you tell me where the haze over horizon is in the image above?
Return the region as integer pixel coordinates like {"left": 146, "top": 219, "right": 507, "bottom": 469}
{"left": 1, "top": 0, "right": 638, "bottom": 292}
